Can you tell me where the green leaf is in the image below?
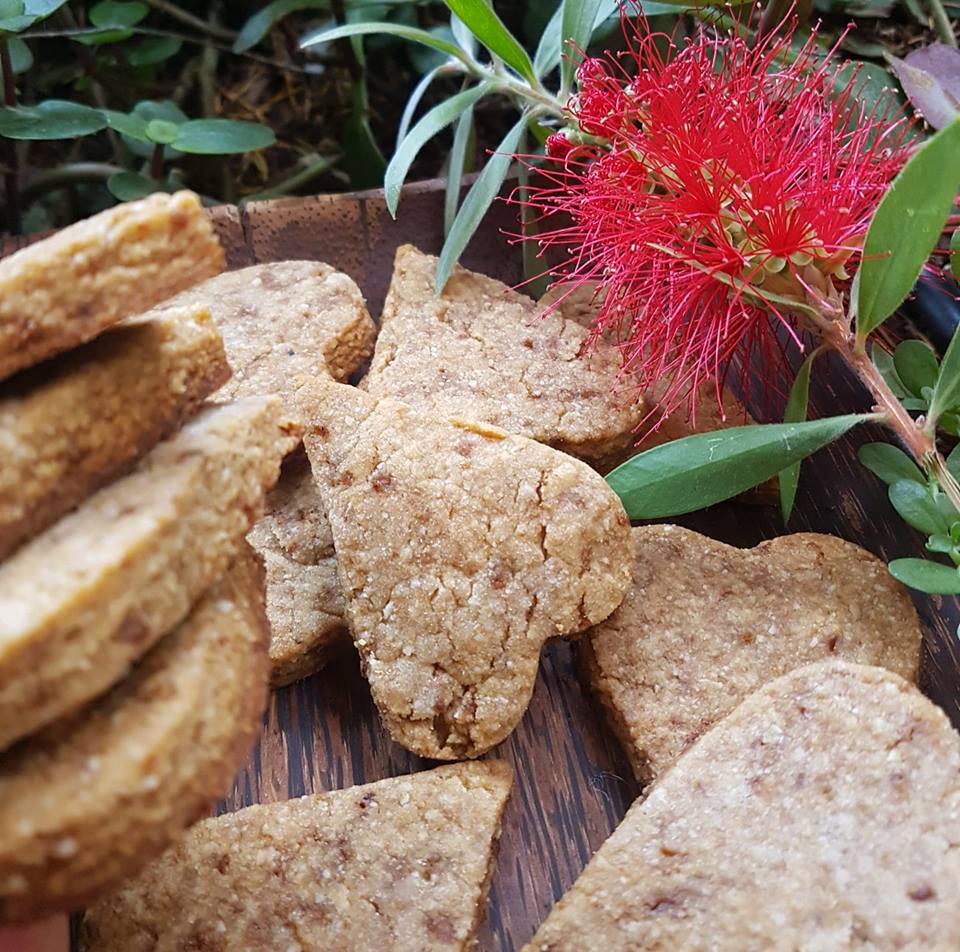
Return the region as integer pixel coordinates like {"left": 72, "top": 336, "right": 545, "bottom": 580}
{"left": 947, "top": 443, "right": 960, "bottom": 483}
{"left": 0, "top": 0, "right": 66, "bottom": 32}
{"left": 341, "top": 78, "right": 385, "bottom": 189}
{"left": 408, "top": 24, "right": 457, "bottom": 74}
{"left": 386, "top": 83, "right": 488, "bottom": 218}
{"left": 888, "top": 479, "right": 949, "bottom": 534}
{"left": 779, "top": 350, "right": 817, "bottom": 523}
{"left": 107, "top": 169, "right": 164, "bottom": 200}
{"left": 605, "top": 415, "right": 868, "bottom": 520}
{"left": 858, "top": 442, "right": 925, "bottom": 485}
{"left": 560, "top": 0, "right": 603, "bottom": 92}
{"left": 871, "top": 343, "right": 909, "bottom": 397}
{"left": 301, "top": 21, "right": 470, "bottom": 67}
{"left": 441, "top": 0, "right": 536, "bottom": 83}
{"left": 929, "top": 323, "right": 960, "bottom": 427}
{"left": 534, "top": 0, "right": 619, "bottom": 78}
{"left": 126, "top": 35, "right": 181, "bottom": 66}
{"left": 145, "top": 118, "right": 179, "bottom": 144}
{"left": 8, "top": 34, "right": 31, "bottom": 73}
{"left": 951, "top": 225, "right": 960, "bottom": 273}
{"left": 893, "top": 339, "right": 939, "bottom": 397}
{"left": 856, "top": 118, "right": 960, "bottom": 339}
{"left": 235, "top": 0, "right": 326, "bottom": 53}
{"left": 436, "top": 111, "right": 526, "bottom": 294}
{"left": 102, "top": 108, "right": 149, "bottom": 141}
{"left": 444, "top": 100, "right": 474, "bottom": 236}
{"left": 172, "top": 119, "right": 275, "bottom": 154}
{"left": 889, "top": 557, "right": 960, "bottom": 594}
{"left": 104, "top": 101, "right": 187, "bottom": 157}
{"left": 396, "top": 64, "right": 446, "bottom": 148}
{"left": 0, "top": 99, "right": 105, "bottom": 139}
{"left": 90, "top": 0, "right": 146, "bottom": 25}
{"left": 927, "top": 533, "right": 955, "bottom": 554}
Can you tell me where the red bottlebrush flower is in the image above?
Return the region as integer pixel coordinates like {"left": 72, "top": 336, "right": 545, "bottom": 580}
{"left": 518, "top": 17, "right": 913, "bottom": 421}
{"left": 545, "top": 131, "right": 575, "bottom": 159}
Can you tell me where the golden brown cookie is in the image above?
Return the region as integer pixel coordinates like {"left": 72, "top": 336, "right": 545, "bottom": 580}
{"left": 298, "top": 379, "right": 633, "bottom": 759}
{"left": 80, "top": 761, "right": 512, "bottom": 952}
{"left": 0, "top": 191, "right": 223, "bottom": 382}
{"left": 0, "top": 303, "right": 229, "bottom": 561}
{"left": 0, "top": 396, "right": 298, "bottom": 752}
{"left": 583, "top": 525, "right": 921, "bottom": 783}
{"left": 526, "top": 661, "right": 960, "bottom": 951}
{"left": 161, "top": 260, "right": 377, "bottom": 403}
{"left": 0, "top": 545, "right": 270, "bottom": 923}
{"left": 246, "top": 445, "right": 348, "bottom": 687}
{"left": 362, "top": 245, "right": 645, "bottom": 467}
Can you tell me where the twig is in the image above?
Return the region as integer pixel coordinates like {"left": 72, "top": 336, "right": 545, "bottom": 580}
{"left": 144, "top": 0, "right": 235, "bottom": 42}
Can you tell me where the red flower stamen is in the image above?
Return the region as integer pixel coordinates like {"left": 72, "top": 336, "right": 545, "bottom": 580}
{"left": 515, "top": 15, "right": 913, "bottom": 422}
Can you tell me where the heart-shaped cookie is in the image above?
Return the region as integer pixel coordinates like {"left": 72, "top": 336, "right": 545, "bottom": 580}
{"left": 298, "top": 379, "right": 634, "bottom": 759}
{"left": 527, "top": 661, "right": 960, "bottom": 950}
{"left": 582, "top": 525, "right": 921, "bottom": 782}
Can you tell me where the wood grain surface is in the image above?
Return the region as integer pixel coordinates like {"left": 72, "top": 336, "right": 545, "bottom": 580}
{"left": 7, "top": 182, "right": 958, "bottom": 950}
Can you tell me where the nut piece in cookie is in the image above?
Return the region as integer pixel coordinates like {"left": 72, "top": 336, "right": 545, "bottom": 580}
{"left": 362, "top": 245, "right": 645, "bottom": 467}
{"left": 246, "top": 445, "right": 348, "bottom": 687}
{"left": 298, "top": 379, "right": 634, "bottom": 759}
{"left": 583, "top": 525, "right": 922, "bottom": 783}
{"left": 0, "top": 544, "right": 269, "bottom": 924}
{"left": 0, "top": 303, "right": 229, "bottom": 561}
{"left": 525, "top": 662, "right": 960, "bottom": 951}
{"left": 0, "top": 396, "right": 299, "bottom": 753}
{"left": 80, "top": 761, "right": 512, "bottom": 952}
{"left": 0, "top": 191, "right": 223, "bottom": 382}
{"left": 163, "top": 259, "right": 376, "bottom": 404}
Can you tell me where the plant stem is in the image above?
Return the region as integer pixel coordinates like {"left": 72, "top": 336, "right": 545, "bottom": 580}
{"left": 243, "top": 154, "right": 338, "bottom": 202}
{"left": 149, "top": 143, "right": 165, "bottom": 181}
{"left": 819, "top": 316, "right": 960, "bottom": 511}
{"left": 0, "top": 36, "right": 19, "bottom": 234}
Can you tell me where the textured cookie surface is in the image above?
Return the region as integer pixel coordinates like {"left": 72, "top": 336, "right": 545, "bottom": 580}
{"left": 0, "top": 191, "right": 223, "bottom": 381}
{"left": 362, "top": 245, "right": 645, "bottom": 467}
{"left": 526, "top": 661, "right": 960, "bottom": 951}
{"left": 299, "top": 379, "right": 633, "bottom": 759}
{"left": 81, "top": 761, "right": 512, "bottom": 952}
{"left": 0, "top": 304, "right": 228, "bottom": 560}
{"left": 584, "top": 525, "right": 921, "bottom": 782}
{"left": 164, "top": 260, "right": 376, "bottom": 404}
{"left": 0, "top": 546, "right": 269, "bottom": 923}
{"left": 0, "top": 397, "right": 298, "bottom": 752}
{"left": 246, "top": 445, "right": 348, "bottom": 686}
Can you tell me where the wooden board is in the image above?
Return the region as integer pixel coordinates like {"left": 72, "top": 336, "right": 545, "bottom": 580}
{"left": 8, "top": 182, "right": 959, "bottom": 949}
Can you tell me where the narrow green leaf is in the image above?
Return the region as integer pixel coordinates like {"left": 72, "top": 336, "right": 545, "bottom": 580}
{"left": 172, "top": 119, "right": 275, "bottom": 155}
{"left": 301, "top": 21, "right": 470, "bottom": 67}
{"left": 893, "top": 339, "right": 939, "bottom": 397}
{"left": 235, "top": 0, "right": 326, "bottom": 53}
{"left": 396, "top": 65, "right": 444, "bottom": 148}
{"left": 929, "top": 323, "right": 960, "bottom": 427}
{"left": 779, "top": 351, "right": 817, "bottom": 523}
{"left": 889, "top": 557, "right": 960, "bottom": 594}
{"left": 444, "top": 101, "right": 474, "bottom": 236}
{"left": 606, "top": 415, "right": 868, "bottom": 520}
{"left": 858, "top": 442, "right": 925, "bottom": 485}
{"left": 0, "top": 99, "right": 105, "bottom": 139}
{"left": 856, "top": 118, "right": 960, "bottom": 339}
{"left": 441, "top": 0, "right": 536, "bottom": 83}
{"left": 946, "top": 443, "right": 960, "bottom": 483}
{"left": 385, "top": 83, "right": 488, "bottom": 218}
{"left": 535, "top": 0, "right": 619, "bottom": 78}
{"left": 888, "top": 479, "right": 949, "bottom": 534}
{"left": 436, "top": 111, "right": 526, "bottom": 294}
{"left": 560, "top": 0, "right": 603, "bottom": 93}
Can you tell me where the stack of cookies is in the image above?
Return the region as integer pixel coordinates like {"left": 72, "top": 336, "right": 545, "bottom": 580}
{"left": 0, "top": 192, "right": 298, "bottom": 922}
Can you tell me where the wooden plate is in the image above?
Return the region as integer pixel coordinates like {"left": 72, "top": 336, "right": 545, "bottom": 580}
{"left": 8, "top": 181, "right": 958, "bottom": 949}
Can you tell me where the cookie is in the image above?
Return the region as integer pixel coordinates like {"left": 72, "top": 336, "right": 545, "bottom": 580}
{"left": 525, "top": 661, "right": 960, "bottom": 951}
{"left": 246, "top": 445, "right": 347, "bottom": 687}
{"left": 0, "top": 396, "right": 299, "bottom": 752}
{"left": 0, "top": 191, "right": 223, "bottom": 382}
{"left": 161, "top": 260, "right": 377, "bottom": 404}
{"left": 0, "top": 545, "right": 269, "bottom": 923}
{"left": 80, "top": 761, "right": 512, "bottom": 951}
{"left": 583, "top": 525, "right": 921, "bottom": 783}
{"left": 0, "top": 303, "right": 229, "bottom": 561}
{"left": 298, "top": 379, "right": 633, "bottom": 759}
{"left": 362, "top": 245, "right": 646, "bottom": 468}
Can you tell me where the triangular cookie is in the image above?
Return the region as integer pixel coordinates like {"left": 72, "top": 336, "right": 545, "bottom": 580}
{"left": 527, "top": 661, "right": 960, "bottom": 950}
{"left": 298, "top": 379, "right": 633, "bottom": 758}
{"left": 81, "top": 762, "right": 512, "bottom": 951}
{"left": 583, "top": 525, "right": 921, "bottom": 782}
{"left": 0, "top": 545, "right": 269, "bottom": 923}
